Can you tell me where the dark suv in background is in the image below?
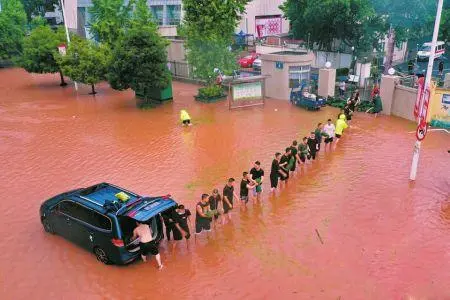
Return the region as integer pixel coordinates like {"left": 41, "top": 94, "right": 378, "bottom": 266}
{"left": 40, "top": 183, "right": 177, "bottom": 265}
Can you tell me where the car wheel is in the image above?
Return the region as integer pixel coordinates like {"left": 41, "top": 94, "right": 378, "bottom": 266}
{"left": 94, "top": 247, "right": 110, "bottom": 265}
{"left": 42, "top": 218, "right": 55, "bottom": 234}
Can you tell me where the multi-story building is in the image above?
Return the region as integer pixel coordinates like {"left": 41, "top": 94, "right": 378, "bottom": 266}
{"left": 238, "top": 0, "right": 290, "bottom": 38}
{"left": 63, "top": 0, "right": 182, "bottom": 38}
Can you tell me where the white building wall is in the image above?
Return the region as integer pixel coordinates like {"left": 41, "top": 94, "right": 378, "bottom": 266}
{"left": 238, "top": 0, "right": 289, "bottom": 36}
{"left": 63, "top": 0, "right": 78, "bottom": 30}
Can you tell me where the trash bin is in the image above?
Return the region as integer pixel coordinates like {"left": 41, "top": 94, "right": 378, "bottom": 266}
{"left": 135, "top": 81, "right": 173, "bottom": 108}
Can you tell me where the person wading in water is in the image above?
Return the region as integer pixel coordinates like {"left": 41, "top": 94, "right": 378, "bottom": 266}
{"left": 132, "top": 221, "right": 163, "bottom": 270}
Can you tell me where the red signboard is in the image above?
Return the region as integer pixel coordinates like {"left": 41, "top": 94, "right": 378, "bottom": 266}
{"left": 413, "top": 76, "right": 431, "bottom": 141}
{"left": 255, "top": 15, "right": 282, "bottom": 38}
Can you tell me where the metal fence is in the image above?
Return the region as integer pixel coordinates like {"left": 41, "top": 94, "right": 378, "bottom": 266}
{"left": 167, "top": 61, "right": 193, "bottom": 79}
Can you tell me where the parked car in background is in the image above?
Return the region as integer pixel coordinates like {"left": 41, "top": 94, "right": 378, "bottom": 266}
{"left": 252, "top": 58, "right": 261, "bottom": 71}
{"left": 40, "top": 182, "right": 177, "bottom": 265}
{"left": 239, "top": 52, "right": 260, "bottom": 68}
{"left": 417, "top": 41, "right": 446, "bottom": 61}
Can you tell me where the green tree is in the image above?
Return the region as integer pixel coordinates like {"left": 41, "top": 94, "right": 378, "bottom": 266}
{"left": 88, "top": 0, "right": 134, "bottom": 45}
{"left": 280, "top": 0, "right": 384, "bottom": 55}
{"left": 440, "top": 9, "right": 450, "bottom": 42}
{"left": 20, "top": 0, "right": 58, "bottom": 22}
{"left": 107, "top": 0, "right": 170, "bottom": 95}
{"left": 371, "top": 0, "right": 436, "bottom": 72}
{"left": 0, "top": 0, "right": 27, "bottom": 60}
{"left": 182, "top": 0, "right": 249, "bottom": 83}
{"left": 19, "top": 25, "right": 67, "bottom": 85}
{"left": 372, "top": 0, "right": 436, "bottom": 42}
{"left": 57, "top": 36, "right": 110, "bottom": 94}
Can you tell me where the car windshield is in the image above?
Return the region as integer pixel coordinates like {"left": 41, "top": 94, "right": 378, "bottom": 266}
{"left": 244, "top": 56, "right": 252, "bottom": 59}
{"left": 420, "top": 46, "right": 431, "bottom": 52}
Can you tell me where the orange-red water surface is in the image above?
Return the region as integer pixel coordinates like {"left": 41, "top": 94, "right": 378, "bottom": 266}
{"left": 0, "top": 68, "right": 449, "bottom": 299}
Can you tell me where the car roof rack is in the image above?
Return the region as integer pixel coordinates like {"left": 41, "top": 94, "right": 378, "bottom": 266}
{"left": 78, "top": 195, "right": 104, "bottom": 208}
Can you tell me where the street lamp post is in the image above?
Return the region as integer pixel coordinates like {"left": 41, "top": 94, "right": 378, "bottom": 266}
{"left": 59, "top": 0, "right": 78, "bottom": 91}
{"left": 409, "top": 0, "right": 444, "bottom": 181}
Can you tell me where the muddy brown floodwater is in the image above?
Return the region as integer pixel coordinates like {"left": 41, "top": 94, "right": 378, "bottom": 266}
{"left": 0, "top": 68, "right": 449, "bottom": 299}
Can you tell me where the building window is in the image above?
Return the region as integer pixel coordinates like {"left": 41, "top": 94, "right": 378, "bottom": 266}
{"left": 151, "top": 5, "right": 164, "bottom": 25}
{"left": 167, "top": 5, "right": 181, "bottom": 25}
{"left": 288, "top": 65, "right": 311, "bottom": 88}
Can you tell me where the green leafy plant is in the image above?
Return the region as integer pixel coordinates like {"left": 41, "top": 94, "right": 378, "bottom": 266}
{"left": 88, "top": 0, "right": 134, "bottom": 45}
{"left": 0, "top": 0, "right": 27, "bottom": 61}
{"left": 57, "top": 36, "right": 110, "bottom": 94}
{"left": 21, "top": 0, "right": 58, "bottom": 22}
{"left": 336, "top": 68, "right": 349, "bottom": 77}
{"left": 280, "top": 0, "right": 385, "bottom": 55}
{"left": 198, "top": 85, "right": 224, "bottom": 99}
{"left": 18, "top": 24, "right": 67, "bottom": 85}
{"left": 182, "top": 0, "right": 249, "bottom": 84}
{"left": 107, "top": 0, "right": 170, "bottom": 95}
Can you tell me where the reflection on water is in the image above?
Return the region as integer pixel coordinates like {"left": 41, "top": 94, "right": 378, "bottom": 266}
{"left": 0, "top": 68, "right": 449, "bottom": 299}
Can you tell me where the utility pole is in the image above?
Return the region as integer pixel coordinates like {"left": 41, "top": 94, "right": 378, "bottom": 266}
{"left": 409, "top": 0, "right": 443, "bottom": 180}
{"left": 383, "top": 25, "right": 395, "bottom": 74}
{"left": 59, "top": 0, "right": 78, "bottom": 91}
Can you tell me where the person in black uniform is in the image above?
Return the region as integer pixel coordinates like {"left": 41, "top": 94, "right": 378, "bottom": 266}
{"left": 250, "top": 161, "right": 264, "bottom": 202}
{"left": 290, "top": 141, "right": 301, "bottom": 172}
{"left": 171, "top": 204, "right": 192, "bottom": 250}
{"left": 195, "top": 194, "right": 212, "bottom": 234}
{"left": 222, "top": 178, "right": 239, "bottom": 224}
{"left": 279, "top": 147, "right": 291, "bottom": 180}
{"left": 208, "top": 188, "right": 222, "bottom": 227}
{"left": 307, "top": 131, "right": 319, "bottom": 160}
{"left": 270, "top": 152, "right": 287, "bottom": 191}
{"left": 240, "top": 172, "right": 256, "bottom": 210}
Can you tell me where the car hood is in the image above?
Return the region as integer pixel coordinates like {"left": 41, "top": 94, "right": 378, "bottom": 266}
{"left": 118, "top": 196, "right": 177, "bottom": 222}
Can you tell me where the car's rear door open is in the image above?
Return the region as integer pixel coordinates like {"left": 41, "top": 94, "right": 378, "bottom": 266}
{"left": 117, "top": 196, "right": 177, "bottom": 252}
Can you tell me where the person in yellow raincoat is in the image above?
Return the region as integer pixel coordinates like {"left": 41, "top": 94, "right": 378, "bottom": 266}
{"left": 335, "top": 114, "right": 348, "bottom": 144}
{"left": 180, "top": 109, "right": 192, "bottom": 126}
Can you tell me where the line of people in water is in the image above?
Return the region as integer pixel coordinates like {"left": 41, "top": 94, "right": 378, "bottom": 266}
{"left": 141, "top": 94, "right": 362, "bottom": 269}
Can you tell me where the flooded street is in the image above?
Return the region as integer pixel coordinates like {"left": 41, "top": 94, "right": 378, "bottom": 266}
{"left": 0, "top": 68, "right": 449, "bottom": 299}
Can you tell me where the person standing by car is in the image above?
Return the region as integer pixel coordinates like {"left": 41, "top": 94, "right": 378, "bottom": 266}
{"left": 132, "top": 221, "right": 163, "bottom": 270}
{"left": 208, "top": 189, "right": 222, "bottom": 227}
{"left": 172, "top": 204, "right": 192, "bottom": 249}
{"left": 162, "top": 211, "right": 176, "bottom": 241}
{"left": 195, "top": 194, "right": 213, "bottom": 241}
{"left": 250, "top": 161, "right": 264, "bottom": 202}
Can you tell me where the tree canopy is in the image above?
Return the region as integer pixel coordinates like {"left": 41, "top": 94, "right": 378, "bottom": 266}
{"left": 57, "top": 36, "right": 110, "bottom": 94}
{"left": 20, "top": 0, "right": 58, "bottom": 22}
{"left": 88, "top": 0, "right": 134, "bottom": 45}
{"left": 280, "top": 0, "right": 437, "bottom": 55}
{"left": 182, "top": 0, "right": 249, "bottom": 82}
{"left": 0, "top": 0, "right": 27, "bottom": 60}
{"left": 280, "top": 0, "right": 385, "bottom": 55}
{"left": 18, "top": 24, "right": 67, "bottom": 84}
{"left": 107, "top": 0, "right": 170, "bottom": 93}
